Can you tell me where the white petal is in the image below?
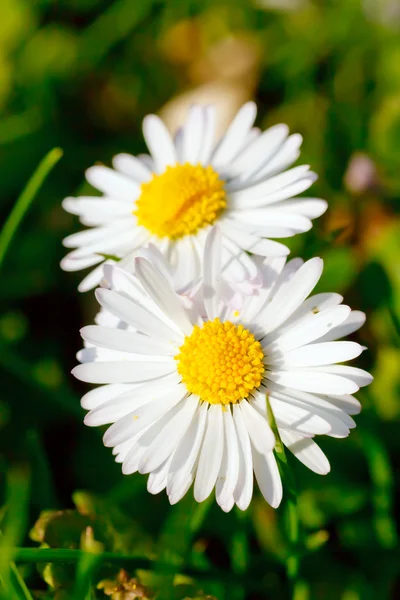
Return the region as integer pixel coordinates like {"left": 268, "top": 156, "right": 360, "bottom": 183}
{"left": 252, "top": 446, "right": 282, "bottom": 508}
{"left": 274, "top": 197, "right": 328, "bottom": 219}
{"left": 168, "top": 401, "right": 208, "bottom": 496}
{"left": 270, "top": 341, "right": 363, "bottom": 368}
{"left": 263, "top": 305, "right": 351, "bottom": 353}
{"left": 319, "top": 365, "right": 373, "bottom": 387}
{"left": 86, "top": 166, "right": 139, "bottom": 201}
{"left": 240, "top": 400, "right": 275, "bottom": 453}
{"left": 134, "top": 244, "right": 174, "bottom": 288}
{"left": 221, "top": 236, "right": 259, "bottom": 283}
{"left": 102, "top": 263, "right": 148, "bottom": 304}
{"left": 134, "top": 258, "right": 193, "bottom": 335}
{"left": 62, "top": 222, "right": 129, "bottom": 249}
{"left": 72, "top": 359, "right": 175, "bottom": 384}
{"left": 285, "top": 293, "right": 343, "bottom": 326}
{"left": 243, "top": 256, "right": 287, "bottom": 322}
{"left": 63, "top": 197, "right": 132, "bottom": 224}
{"left": 232, "top": 404, "right": 253, "bottom": 510}
{"left": 328, "top": 394, "right": 361, "bottom": 415}
{"left": 222, "top": 218, "right": 299, "bottom": 240}
{"left": 203, "top": 227, "right": 222, "bottom": 320}
{"left": 61, "top": 251, "right": 103, "bottom": 272}
{"left": 198, "top": 105, "right": 216, "bottom": 164}
{"left": 265, "top": 395, "right": 331, "bottom": 435}
{"left": 194, "top": 405, "right": 224, "bottom": 502}
{"left": 181, "top": 105, "right": 204, "bottom": 164}
{"left": 84, "top": 375, "right": 180, "bottom": 425}
{"left": 220, "top": 220, "right": 289, "bottom": 256}
{"left": 80, "top": 325, "right": 175, "bottom": 356}
{"left": 103, "top": 384, "right": 187, "bottom": 447}
{"left": 143, "top": 114, "right": 176, "bottom": 172}
{"left": 122, "top": 410, "right": 175, "bottom": 474}
{"left": 139, "top": 394, "right": 199, "bottom": 473}
{"left": 147, "top": 454, "right": 173, "bottom": 495}
{"left": 138, "top": 153, "right": 154, "bottom": 170}
{"left": 266, "top": 369, "right": 359, "bottom": 395}
{"left": 256, "top": 133, "right": 302, "bottom": 179}
{"left": 169, "top": 472, "right": 194, "bottom": 505}
{"left": 227, "top": 209, "right": 312, "bottom": 235}
{"left": 81, "top": 383, "right": 134, "bottom": 410}
{"left": 258, "top": 258, "right": 323, "bottom": 335}
{"left": 212, "top": 102, "right": 257, "bottom": 168}
{"left": 112, "top": 153, "right": 152, "bottom": 182}
{"left": 84, "top": 388, "right": 152, "bottom": 427}
{"left": 113, "top": 439, "right": 135, "bottom": 464}
{"left": 267, "top": 391, "right": 351, "bottom": 438}
{"left": 216, "top": 408, "right": 240, "bottom": 507}
{"left": 220, "top": 496, "right": 235, "bottom": 513}
{"left": 95, "top": 288, "right": 182, "bottom": 343}
{"left": 174, "top": 127, "right": 184, "bottom": 163}
{"left": 228, "top": 124, "right": 289, "bottom": 179}
{"left": 229, "top": 165, "right": 312, "bottom": 208}
{"left": 279, "top": 430, "right": 330, "bottom": 475}
{"left": 168, "top": 236, "right": 202, "bottom": 293}
{"left": 267, "top": 384, "right": 356, "bottom": 426}
{"left": 317, "top": 311, "right": 366, "bottom": 343}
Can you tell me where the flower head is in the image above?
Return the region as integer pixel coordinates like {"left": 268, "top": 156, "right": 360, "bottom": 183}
{"left": 62, "top": 103, "right": 326, "bottom": 293}
{"left": 73, "top": 230, "right": 371, "bottom": 511}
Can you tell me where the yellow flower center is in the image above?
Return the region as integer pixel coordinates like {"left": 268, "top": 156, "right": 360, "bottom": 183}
{"left": 175, "top": 318, "right": 265, "bottom": 405}
{"left": 134, "top": 163, "right": 227, "bottom": 240}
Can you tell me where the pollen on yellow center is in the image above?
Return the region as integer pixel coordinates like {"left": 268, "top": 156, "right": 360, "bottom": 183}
{"left": 175, "top": 318, "right": 265, "bottom": 405}
{"left": 134, "top": 163, "right": 227, "bottom": 240}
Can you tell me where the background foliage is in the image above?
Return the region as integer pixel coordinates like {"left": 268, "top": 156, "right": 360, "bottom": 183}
{"left": 0, "top": 0, "right": 399, "bottom": 598}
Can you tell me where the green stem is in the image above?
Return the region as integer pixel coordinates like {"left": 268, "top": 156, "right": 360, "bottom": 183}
{"left": 0, "top": 147, "right": 63, "bottom": 270}
{"left": 266, "top": 395, "right": 301, "bottom": 592}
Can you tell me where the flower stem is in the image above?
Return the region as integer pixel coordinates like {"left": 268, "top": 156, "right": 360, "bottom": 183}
{"left": 266, "top": 394, "right": 301, "bottom": 595}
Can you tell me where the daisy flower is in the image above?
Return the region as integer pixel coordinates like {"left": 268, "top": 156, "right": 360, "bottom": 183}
{"left": 61, "top": 102, "right": 327, "bottom": 292}
{"left": 72, "top": 229, "right": 372, "bottom": 512}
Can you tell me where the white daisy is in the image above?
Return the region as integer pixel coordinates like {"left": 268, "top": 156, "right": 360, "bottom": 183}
{"left": 72, "top": 229, "right": 372, "bottom": 512}
{"left": 61, "top": 102, "right": 327, "bottom": 292}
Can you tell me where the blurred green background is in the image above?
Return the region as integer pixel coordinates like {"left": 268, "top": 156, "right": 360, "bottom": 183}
{"left": 0, "top": 0, "right": 399, "bottom": 598}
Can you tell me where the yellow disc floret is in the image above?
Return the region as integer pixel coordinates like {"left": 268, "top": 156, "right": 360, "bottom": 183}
{"left": 134, "top": 163, "right": 226, "bottom": 239}
{"left": 175, "top": 318, "right": 265, "bottom": 405}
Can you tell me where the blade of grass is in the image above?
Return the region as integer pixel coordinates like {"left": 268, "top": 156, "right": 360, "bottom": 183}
{"left": 0, "top": 147, "right": 63, "bottom": 270}
{"left": 9, "top": 562, "right": 34, "bottom": 600}
{"left": 358, "top": 420, "right": 397, "bottom": 549}
{"left": 72, "top": 552, "right": 103, "bottom": 600}
{"left": 155, "top": 494, "right": 213, "bottom": 599}
{"left": 0, "top": 465, "right": 31, "bottom": 597}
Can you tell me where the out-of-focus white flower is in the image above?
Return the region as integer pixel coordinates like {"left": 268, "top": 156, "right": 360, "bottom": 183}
{"left": 61, "top": 102, "right": 326, "bottom": 292}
